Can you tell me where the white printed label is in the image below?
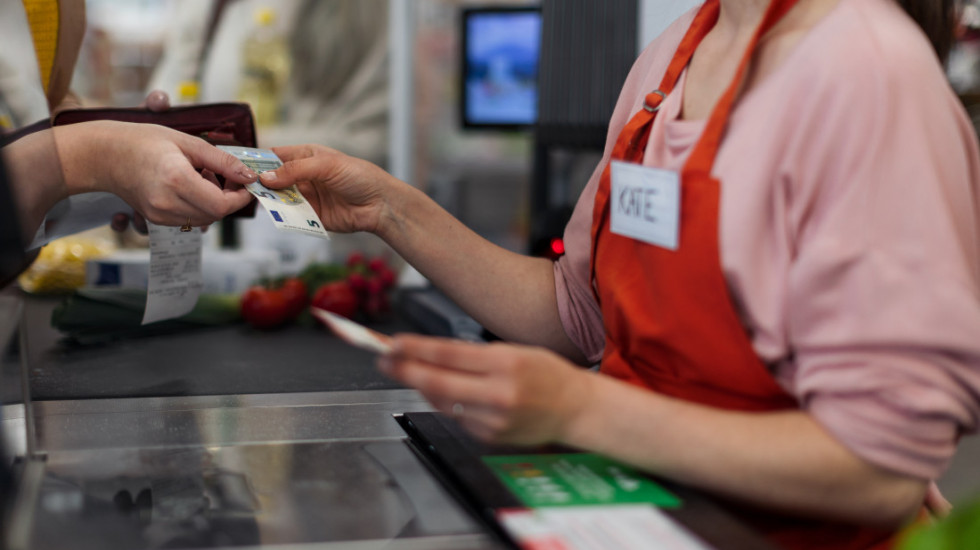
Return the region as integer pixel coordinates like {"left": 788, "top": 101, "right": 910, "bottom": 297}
{"left": 609, "top": 161, "right": 680, "bottom": 250}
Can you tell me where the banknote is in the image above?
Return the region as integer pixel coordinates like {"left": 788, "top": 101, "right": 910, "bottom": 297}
{"left": 218, "top": 146, "right": 329, "bottom": 239}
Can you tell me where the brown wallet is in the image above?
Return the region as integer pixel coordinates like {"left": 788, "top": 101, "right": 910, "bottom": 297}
{"left": 52, "top": 102, "right": 258, "bottom": 218}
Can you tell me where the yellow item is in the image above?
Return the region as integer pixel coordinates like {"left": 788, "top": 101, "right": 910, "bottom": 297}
{"left": 238, "top": 7, "right": 290, "bottom": 127}
{"left": 18, "top": 233, "right": 116, "bottom": 294}
{"left": 23, "top": 0, "right": 59, "bottom": 93}
{"left": 254, "top": 7, "right": 276, "bottom": 26}
{"left": 177, "top": 81, "right": 200, "bottom": 104}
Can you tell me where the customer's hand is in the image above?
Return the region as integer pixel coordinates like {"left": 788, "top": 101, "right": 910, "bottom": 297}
{"left": 56, "top": 120, "right": 257, "bottom": 229}
{"left": 378, "top": 334, "right": 594, "bottom": 446}
{"left": 258, "top": 144, "right": 398, "bottom": 234}
{"left": 111, "top": 89, "right": 173, "bottom": 233}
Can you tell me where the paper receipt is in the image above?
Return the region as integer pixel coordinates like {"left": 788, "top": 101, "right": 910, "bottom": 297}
{"left": 311, "top": 308, "right": 392, "bottom": 354}
{"left": 217, "top": 146, "right": 329, "bottom": 239}
{"left": 142, "top": 223, "right": 203, "bottom": 325}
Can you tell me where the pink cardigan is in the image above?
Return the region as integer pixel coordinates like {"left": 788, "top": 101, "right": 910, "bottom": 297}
{"left": 554, "top": 0, "right": 980, "bottom": 480}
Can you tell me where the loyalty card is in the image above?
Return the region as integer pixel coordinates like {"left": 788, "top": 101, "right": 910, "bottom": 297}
{"left": 218, "top": 146, "right": 329, "bottom": 239}
{"left": 311, "top": 307, "right": 392, "bottom": 354}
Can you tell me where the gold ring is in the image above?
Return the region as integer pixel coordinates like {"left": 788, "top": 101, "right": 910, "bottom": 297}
{"left": 179, "top": 218, "right": 192, "bottom": 232}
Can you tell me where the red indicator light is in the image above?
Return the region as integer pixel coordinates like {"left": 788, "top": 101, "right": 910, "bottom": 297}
{"left": 550, "top": 238, "right": 565, "bottom": 256}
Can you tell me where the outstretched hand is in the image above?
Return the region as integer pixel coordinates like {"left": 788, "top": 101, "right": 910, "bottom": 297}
{"left": 111, "top": 89, "right": 176, "bottom": 233}
{"left": 259, "top": 144, "right": 400, "bottom": 234}
{"left": 378, "top": 334, "right": 594, "bottom": 446}
{"left": 57, "top": 120, "right": 257, "bottom": 229}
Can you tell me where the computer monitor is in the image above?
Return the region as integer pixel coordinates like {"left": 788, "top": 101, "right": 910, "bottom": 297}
{"left": 460, "top": 5, "right": 542, "bottom": 130}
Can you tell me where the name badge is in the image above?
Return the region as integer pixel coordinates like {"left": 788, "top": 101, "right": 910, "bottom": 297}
{"left": 610, "top": 161, "right": 680, "bottom": 250}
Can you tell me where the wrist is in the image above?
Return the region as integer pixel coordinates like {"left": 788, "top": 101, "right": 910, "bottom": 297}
{"left": 374, "top": 180, "right": 426, "bottom": 244}
{"left": 555, "top": 368, "right": 602, "bottom": 447}
{"left": 52, "top": 121, "right": 109, "bottom": 195}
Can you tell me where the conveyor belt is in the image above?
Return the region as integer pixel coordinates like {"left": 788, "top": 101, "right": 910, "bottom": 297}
{"left": 3, "top": 295, "right": 413, "bottom": 402}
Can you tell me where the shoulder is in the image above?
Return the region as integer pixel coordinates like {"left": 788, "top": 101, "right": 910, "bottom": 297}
{"left": 752, "top": 0, "right": 969, "bottom": 173}
{"left": 784, "top": 0, "right": 952, "bottom": 117}
{"left": 604, "top": 7, "right": 701, "bottom": 147}
{"left": 629, "top": 7, "right": 701, "bottom": 92}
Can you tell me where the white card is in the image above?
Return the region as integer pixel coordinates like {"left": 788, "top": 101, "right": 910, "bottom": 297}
{"left": 610, "top": 161, "right": 680, "bottom": 250}
{"left": 217, "top": 146, "right": 330, "bottom": 240}
{"left": 497, "top": 505, "right": 710, "bottom": 550}
{"left": 142, "top": 223, "right": 203, "bottom": 325}
{"left": 311, "top": 307, "right": 392, "bottom": 354}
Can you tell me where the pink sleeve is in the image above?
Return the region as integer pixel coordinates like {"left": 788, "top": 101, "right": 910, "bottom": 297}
{"left": 780, "top": 9, "right": 980, "bottom": 480}
{"left": 553, "top": 12, "right": 696, "bottom": 364}
{"left": 553, "top": 160, "right": 605, "bottom": 363}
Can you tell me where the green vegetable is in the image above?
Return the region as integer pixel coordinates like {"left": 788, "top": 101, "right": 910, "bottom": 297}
{"left": 898, "top": 495, "right": 980, "bottom": 550}
{"left": 51, "top": 288, "right": 242, "bottom": 344}
{"left": 296, "top": 262, "right": 350, "bottom": 294}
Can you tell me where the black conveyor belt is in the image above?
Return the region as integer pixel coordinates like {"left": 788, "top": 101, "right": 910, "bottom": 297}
{"left": 2, "top": 294, "right": 413, "bottom": 402}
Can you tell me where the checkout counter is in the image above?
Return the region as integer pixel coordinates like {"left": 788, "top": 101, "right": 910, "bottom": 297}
{"left": 0, "top": 289, "right": 778, "bottom": 550}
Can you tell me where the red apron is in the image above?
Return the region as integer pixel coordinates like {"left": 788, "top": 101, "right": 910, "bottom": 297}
{"left": 589, "top": 1, "right": 895, "bottom": 548}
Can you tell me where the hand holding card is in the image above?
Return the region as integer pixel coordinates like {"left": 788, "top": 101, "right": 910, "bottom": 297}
{"left": 311, "top": 307, "right": 392, "bottom": 354}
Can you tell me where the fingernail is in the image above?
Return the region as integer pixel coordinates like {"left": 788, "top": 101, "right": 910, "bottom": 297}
{"left": 377, "top": 355, "right": 393, "bottom": 373}
{"left": 239, "top": 166, "right": 257, "bottom": 180}
{"left": 389, "top": 337, "right": 403, "bottom": 354}
{"left": 259, "top": 171, "right": 277, "bottom": 183}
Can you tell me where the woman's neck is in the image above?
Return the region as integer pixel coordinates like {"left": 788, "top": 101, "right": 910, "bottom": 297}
{"left": 716, "top": 0, "right": 771, "bottom": 36}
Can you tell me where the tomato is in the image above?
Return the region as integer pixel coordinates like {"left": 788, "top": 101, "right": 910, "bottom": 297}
{"left": 362, "top": 292, "right": 390, "bottom": 320}
{"left": 346, "top": 252, "right": 366, "bottom": 269}
{"left": 346, "top": 271, "right": 368, "bottom": 293}
{"left": 367, "top": 257, "right": 388, "bottom": 273}
{"left": 240, "top": 277, "right": 308, "bottom": 329}
{"left": 375, "top": 266, "right": 396, "bottom": 289}
{"left": 279, "top": 277, "right": 309, "bottom": 318}
{"left": 312, "top": 281, "right": 359, "bottom": 319}
{"left": 240, "top": 286, "right": 290, "bottom": 329}
{"left": 365, "top": 276, "right": 385, "bottom": 296}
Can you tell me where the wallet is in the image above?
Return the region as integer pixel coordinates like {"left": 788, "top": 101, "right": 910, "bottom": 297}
{"left": 52, "top": 102, "right": 259, "bottom": 218}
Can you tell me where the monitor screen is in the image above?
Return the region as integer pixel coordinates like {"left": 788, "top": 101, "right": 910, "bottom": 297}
{"left": 461, "top": 6, "right": 542, "bottom": 130}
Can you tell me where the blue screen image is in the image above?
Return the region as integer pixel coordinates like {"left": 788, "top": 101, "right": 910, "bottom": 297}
{"left": 465, "top": 11, "right": 541, "bottom": 126}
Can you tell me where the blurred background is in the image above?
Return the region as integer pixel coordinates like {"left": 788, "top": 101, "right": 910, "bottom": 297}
{"left": 71, "top": 0, "right": 543, "bottom": 262}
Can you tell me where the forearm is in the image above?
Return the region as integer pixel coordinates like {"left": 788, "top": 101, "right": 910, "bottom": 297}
{"left": 377, "top": 184, "right": 586, "bottom": 362}
{"left": 563, "top": 373, "right": 927, "bottom": 526}
{"left": 52, "top": 122, "right": 114, "bottom": 197}
{"left": 4, "top": 129, "right": 71, "bottom": 243}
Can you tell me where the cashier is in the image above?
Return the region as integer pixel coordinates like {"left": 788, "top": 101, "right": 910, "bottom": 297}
{"left": 259, "top": 0, "right": 979, "bottom": 548}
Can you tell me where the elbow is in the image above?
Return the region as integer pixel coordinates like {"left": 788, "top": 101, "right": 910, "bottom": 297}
{"left": 854, "top": 474, "right": 928, "bottom": 529}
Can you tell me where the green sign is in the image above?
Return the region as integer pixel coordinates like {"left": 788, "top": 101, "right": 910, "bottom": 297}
{"left": 483, "top": 453, "right": 681, "bottom": 509}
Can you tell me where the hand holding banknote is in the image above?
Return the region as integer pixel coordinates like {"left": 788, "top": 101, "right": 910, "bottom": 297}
{"left": 257, "top": 144, "right": 403, "bottom": 235}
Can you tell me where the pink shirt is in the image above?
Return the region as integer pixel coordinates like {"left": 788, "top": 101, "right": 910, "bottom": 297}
{"left": 554, "top": 0, "right": 980, "bottom": 480}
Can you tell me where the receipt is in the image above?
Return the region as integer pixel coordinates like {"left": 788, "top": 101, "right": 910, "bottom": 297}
{"left": 141, "top": 223, "right": 203, "bottom": 325}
